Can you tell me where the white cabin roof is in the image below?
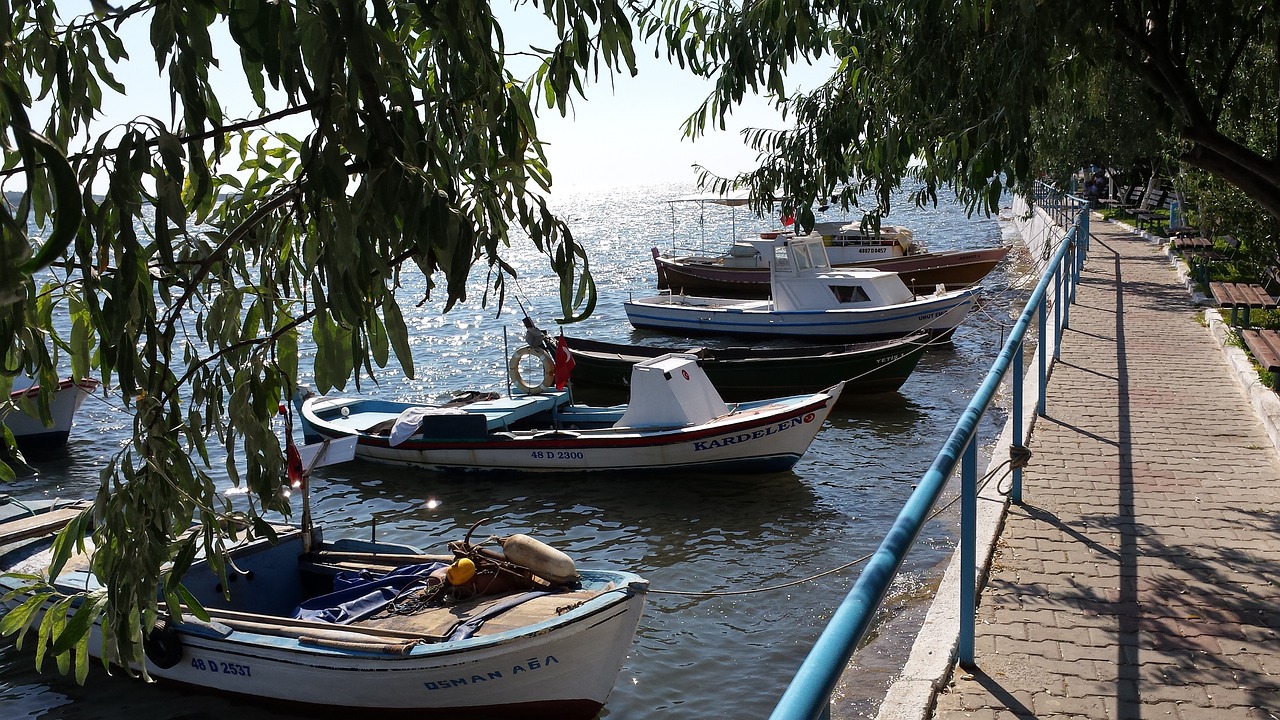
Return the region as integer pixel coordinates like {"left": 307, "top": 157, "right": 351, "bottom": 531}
{"left": 748, "top": 235, "right": 917, "bottom": 311}
{"left": 614, "top": 354, "right": 730, "bottom": 429}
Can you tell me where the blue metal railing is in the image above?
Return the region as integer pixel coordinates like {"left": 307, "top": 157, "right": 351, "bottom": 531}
{"left": 771, "top": 183, "right": 1089, "bottom": 720}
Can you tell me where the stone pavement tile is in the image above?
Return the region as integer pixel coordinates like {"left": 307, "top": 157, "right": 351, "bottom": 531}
{"left": 1032, "top": 691, "right": 1107, "bottom": 717}
{"left": 1137, "top": 682, "right": 1212, "bottom": 707}
{"left": 1113, "top": 700, "right": 1183, "bottom": 718}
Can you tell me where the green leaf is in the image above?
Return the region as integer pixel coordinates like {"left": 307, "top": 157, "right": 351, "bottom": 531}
{"left": 0, "top": 591, "right": 51, "bottom": 643}
{"left": 51, "top": 592, "right": 104, "bottom": 655}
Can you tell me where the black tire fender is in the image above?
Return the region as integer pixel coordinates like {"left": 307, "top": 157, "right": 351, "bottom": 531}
{"left": 144, "top": 618, "right": 184, "bottom": 669}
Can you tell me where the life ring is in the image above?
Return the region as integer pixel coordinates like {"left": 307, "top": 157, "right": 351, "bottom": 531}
{"left": 508, "top": 346, "right": 553, "bottom": 394}
{"left": 144, "top": 618, "right": 184, "bottom": 669}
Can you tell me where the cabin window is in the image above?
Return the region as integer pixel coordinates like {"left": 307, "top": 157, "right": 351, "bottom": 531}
{"left": 773, "top": 246, "right": 793, "bottom": 272}
{"left": 830, "top": 285, "right": 870, "bottom": 303}
{"left": 792, "top": 244, "right": 814, "bottom": 270}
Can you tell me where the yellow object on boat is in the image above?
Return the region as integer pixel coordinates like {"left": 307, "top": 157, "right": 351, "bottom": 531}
{"left": 446, "top": 557, "right": 476, "bottom": 585}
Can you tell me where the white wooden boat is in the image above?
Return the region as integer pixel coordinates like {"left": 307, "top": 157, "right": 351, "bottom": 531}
{"left": 3, "top": 377, "right": 99, "bottom": 454}
{"left": 628, "top": 235, "right": 979, "bottom": 339}
{"left": 299, "top": 353, "right": 841, "bottom": 474}
{"left": 0, "top": 492, "right": 647, "bottom": 718}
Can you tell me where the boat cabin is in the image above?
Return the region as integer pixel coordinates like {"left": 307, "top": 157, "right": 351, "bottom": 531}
{"left": 613, "top": 354, "right": 730, "bottom": 429}
{"left": 811, "top": 222, "right": 917, "bottom": 253}
{"left": 743, "top": 235, "right": 920, "bottom": 312}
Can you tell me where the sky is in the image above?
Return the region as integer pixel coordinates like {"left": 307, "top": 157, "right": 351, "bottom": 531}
{"left": 79, "top": 2, "right": 834, "bottom": 192}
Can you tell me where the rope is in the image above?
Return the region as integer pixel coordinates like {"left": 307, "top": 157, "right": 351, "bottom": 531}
{"left": 1009, "top": 445, "right": 1032, "bottom": 469}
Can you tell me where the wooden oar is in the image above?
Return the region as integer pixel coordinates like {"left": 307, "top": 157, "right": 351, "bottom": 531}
{"left": 0, "top": 502, "right": 90, "bottom": 547}
{"left": 197, "top": 606, "right": 445, "bottom": 643}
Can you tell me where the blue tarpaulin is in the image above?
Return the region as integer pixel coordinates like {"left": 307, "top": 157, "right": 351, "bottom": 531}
{"left": 292, "top": 562, "right": 447, "bottom": 624}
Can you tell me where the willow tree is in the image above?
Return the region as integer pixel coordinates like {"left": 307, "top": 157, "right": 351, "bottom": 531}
{"left": 0, "top": 0, "right": 668, "bottom": 679}
{"left": 673, "top": 1, "right": 1280, "bottom": 225}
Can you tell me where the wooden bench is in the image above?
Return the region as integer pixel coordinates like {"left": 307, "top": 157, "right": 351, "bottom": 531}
{"left": 1175, "top": 236, "right": 1239, "bottom": 287}
{"left": 1100, "top": 185, "right": 1140, "bottom": 211}
{"left": 1239, "top": 329, "right": 1280, "bottom": 389}
{"left": 1210, "top": 281, "right": 1277, "bottom": 327}
{"left": 1133, "top": 190, "right": 1172, "bottom": 231}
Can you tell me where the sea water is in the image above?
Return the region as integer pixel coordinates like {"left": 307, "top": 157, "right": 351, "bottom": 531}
{"left": 0, "top": 184, "right": 1032, "bottom": 719}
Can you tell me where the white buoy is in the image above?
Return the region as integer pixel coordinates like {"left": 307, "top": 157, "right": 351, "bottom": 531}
{"left": 500, "top": 534, "right": 578, "bottom": 584}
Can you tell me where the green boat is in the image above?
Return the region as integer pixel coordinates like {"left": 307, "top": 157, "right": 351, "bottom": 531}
{"left": 563, "top": 332, "right": 930, "bottom": 401}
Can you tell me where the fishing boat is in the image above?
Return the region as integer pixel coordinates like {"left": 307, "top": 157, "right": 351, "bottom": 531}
{"left": 654, "top": 243, "right": 1010, "bottom": 297}
{"left": 0, "top": 445, "right": 648, "bottom": 718}
{"left": 3, "top": 377, "right": 100, "bottom": 455}
{"left": 298, "top": 353, "right": 841, "bottom": 474}
{"left": 653, "top": 195, "right": 1008, "bottom": 297}
{"left": 627, "top": 234, "right": 979, "bottom": 340}
{"left": 562, "top": 333, "right": 931, "bottom": 399}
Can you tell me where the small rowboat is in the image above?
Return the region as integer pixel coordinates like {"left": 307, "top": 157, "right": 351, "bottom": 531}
{"left": 654, "top": 245, "right": 1010, "bottom": 297}
{"left": 0, "top": 492, "right": 647, "bottom": 717}
{"left": 3, "top": 377, "right": 100, "bottom": 455}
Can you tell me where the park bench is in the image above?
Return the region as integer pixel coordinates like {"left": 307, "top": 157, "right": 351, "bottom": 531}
{"left": 1173, "top": 235, "right": 1238, "bottom": 287}
{"left": 1100, "top": 185, "right": 1140, "bottom": 211}
{"left": 1210, "top": 281, "right": 1277, "bottom": 327}
{"left": 1239, "top": 329, "right": 1280, "bottom": 390}
{"left": 1132, "top": 190, "right": 1172, "bottom": 231}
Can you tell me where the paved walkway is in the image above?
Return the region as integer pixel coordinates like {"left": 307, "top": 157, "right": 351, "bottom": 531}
{"left": 930, "top": 220, "right": 1280, "bottom": 719}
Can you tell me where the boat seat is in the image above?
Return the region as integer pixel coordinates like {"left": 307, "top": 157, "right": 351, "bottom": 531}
{"left": 462, "top": 391, "right": 571, "bottom": 431}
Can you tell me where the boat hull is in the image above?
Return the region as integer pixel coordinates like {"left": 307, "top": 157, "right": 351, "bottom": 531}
{"left": 300, "top": 389, "right": 841, "bottom": 474}
{"left": 623, "top": 289, "right": 978, "bottom": 340}
{"left": 655, "top": 247, "right": 1009, "bottom": 297}
{"left": 3, "top": 378, "right": 99, "bottom": 454}
{"left": 118, "top": 585, "right": 642, "bottom": 717}
{"left": 564, "top": 335, "right": 929, "bottom": 398}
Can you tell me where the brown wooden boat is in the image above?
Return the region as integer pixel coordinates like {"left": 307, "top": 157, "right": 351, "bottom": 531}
{"left": 654, "top": 245, "right": 1010, "bottom": 298}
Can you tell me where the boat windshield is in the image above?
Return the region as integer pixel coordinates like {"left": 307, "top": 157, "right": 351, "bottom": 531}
{"left": 830, "top": 285, "right": 871, "bottom": 303}
{"left": 792, "top": 243, "right": 815, "bottom": 270}
{"left": 782, "top": 238, "right": 833, "bottom": 272}
{"left": 773, "top": 245, "right": 793, "bottom": 272}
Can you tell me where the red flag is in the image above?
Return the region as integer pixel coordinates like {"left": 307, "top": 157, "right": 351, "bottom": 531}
{"left": 287, "top": 440, "right": 305, "bottom": 489}
{"left": 553, "top": 334, "right": 575, "bottom": 390}
{"left": 781, "top": 214, "right": 795, "bottom": 227}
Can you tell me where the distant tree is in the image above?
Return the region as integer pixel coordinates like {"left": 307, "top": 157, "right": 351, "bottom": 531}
{"left": 671, "top": 2, "right": 1279, "bottom": 225}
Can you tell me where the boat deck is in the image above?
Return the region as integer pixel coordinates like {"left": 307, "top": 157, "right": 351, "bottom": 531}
{"left": 319, "top": 392, "right": 572, "bottom": 434}
{"left": 355, "top": 587, "right": 610, "bottom": 639}
{"left": 461, "top": 392, "right": 571, "bottom": 430}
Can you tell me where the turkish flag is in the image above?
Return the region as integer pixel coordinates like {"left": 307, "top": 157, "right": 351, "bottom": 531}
{"left": 553, "top": 334, "right": 575, "bottom": 390}
{"left": 287, "top": 440, "right": 305, "bottom": 489}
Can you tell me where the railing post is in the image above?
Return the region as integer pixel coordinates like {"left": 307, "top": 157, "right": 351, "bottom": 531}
{"left": 1038, "top": 297, "right": 1047, "bottom": 416}
{"left": 1013, "top": 341, "right": 1024, "bottom": 503}
{"left": 1079, "top": 208, "right": 1091, "bottom": 261}
{"left": 1053, "top": 265, "right": 1063, "bottom": 360}
{"left": 1063, "top": 235, "right": 1074, "bottom": 330}
{"left": 959, "top": 437, "right": 977, "bottom": 668}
